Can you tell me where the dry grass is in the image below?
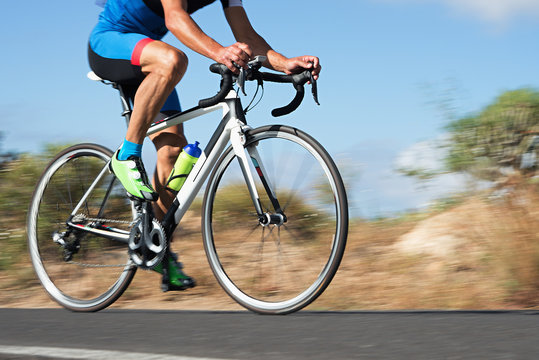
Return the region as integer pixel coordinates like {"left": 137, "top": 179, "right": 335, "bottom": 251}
{"left": 316, "top": 187, "right": 539, "bottom": 310}
{"left": 2, "top": 188, "right": 539, "bottom": 311}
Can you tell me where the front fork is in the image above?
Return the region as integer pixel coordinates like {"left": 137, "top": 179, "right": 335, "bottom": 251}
{"left": 229, "top": 125, "right": 287, "bottom": 226}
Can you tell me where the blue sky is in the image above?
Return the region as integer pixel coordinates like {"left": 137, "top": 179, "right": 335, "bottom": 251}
{"left": 2, "top": 0, "right": 539, "bottom": 217}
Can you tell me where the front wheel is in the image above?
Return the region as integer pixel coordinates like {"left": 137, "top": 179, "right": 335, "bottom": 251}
{"left": 27, "top": 144, "right": 137, "bottom": 312}
{"left": 202, "top": 125, "right": 348, "bottom": 314}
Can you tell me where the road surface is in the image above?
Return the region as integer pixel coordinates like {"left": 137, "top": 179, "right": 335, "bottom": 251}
{"left": 0, "top": 309, "right": 538, "bottom": 359}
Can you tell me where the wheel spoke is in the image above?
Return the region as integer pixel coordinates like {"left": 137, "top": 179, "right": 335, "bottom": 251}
{"left": 272, "top": 226, "right": 292, "bottom": 295}
{"left": 281, "top": 153, "right": 313, "bottom": 212}
{"left": 47, "top": 180, "right": 70, "bottom": 211}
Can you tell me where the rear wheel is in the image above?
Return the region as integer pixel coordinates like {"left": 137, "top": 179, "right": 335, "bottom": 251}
{"left": 202, "top": 126, "right": 348, "bottom": 314}
{"left": 27, "top": 144, "right": 136, "bottom": 312}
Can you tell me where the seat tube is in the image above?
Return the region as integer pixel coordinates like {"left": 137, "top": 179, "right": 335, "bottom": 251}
{"left": 230, "top": 125, "right": 265, "bottom": 217}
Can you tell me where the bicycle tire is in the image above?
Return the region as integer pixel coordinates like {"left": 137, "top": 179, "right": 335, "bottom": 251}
{"left": 27, "top": 143, "right": 136, "bottom": 312}
{"left": 202, "top": 125, "right": 348, "bottom": 314}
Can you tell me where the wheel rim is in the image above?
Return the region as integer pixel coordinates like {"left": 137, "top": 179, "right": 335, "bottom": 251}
{"left": 203, "top": 128, "right": 347, "bottom": 313}
{"left": 28, "top": 147, "right": 135, "bottom": 309}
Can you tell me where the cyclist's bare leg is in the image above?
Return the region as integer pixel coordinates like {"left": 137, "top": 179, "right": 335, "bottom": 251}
{"left": 149, "top": 124, "right": 187, "bottom": 221}
{"left": 148, "top": 124, "right": 194, "bottom": 288}
{"left": 126, "top": 41, "right": 188, "bottom": 144}
{"left": 122, "top": 40, "right": 187, "bottom": 217}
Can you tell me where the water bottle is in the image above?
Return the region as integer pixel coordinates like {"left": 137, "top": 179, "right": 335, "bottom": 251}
{"left": 166, "top": 141, "right": 202, "bottom": 191}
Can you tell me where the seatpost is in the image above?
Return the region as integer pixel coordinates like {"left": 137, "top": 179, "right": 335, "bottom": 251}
{"left": 114, "top": 83, "right": 132, "bottom": 127}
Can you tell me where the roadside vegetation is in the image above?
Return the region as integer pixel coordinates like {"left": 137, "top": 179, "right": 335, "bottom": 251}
{"left": 1, "top": 88, "right": 539, "bottom": 310}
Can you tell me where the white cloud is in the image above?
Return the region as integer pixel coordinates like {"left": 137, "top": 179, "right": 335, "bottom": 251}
{"left": 393, "top": 136, "right": 470, "bottom": 201}
{"left": 445, "top": 0, "right": 539, "bottom": 24}
{"left": 374, "top": 0, "right": 539, "bottom": 25}
{"left": 394, "top": 137, "right": 448, "bottom": 173}
{"left": 344, "top": 138, "right": 470, "bottom": 218}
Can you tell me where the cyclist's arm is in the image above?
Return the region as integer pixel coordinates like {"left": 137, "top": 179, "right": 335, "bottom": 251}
{"left": 161, "top": 0, "right": 251, "bottom": 72}
{"left": 224, "top": 6, "right": 321, "bottom": 79}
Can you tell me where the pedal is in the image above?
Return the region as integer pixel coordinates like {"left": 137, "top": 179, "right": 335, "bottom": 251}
{"left": 161, "top": 282, "right": 171, "bottom": 292}
{"left": 126, "top": 192, "right": 150, "bottom": 202}
{"left": 160, "top": 281, "right": 194, "bottom": 292}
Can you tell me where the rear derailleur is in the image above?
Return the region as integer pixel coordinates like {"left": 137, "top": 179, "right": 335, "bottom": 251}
{"left": 52, "top": 230, "right": 80, "bottom": 262}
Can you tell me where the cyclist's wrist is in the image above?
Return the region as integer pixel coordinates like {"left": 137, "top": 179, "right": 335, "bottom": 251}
{"left": 264, "top": 50, "right": 288, "bottom": 73}
{"left": 207, "top": 43, "right": 226, "bottom": 63}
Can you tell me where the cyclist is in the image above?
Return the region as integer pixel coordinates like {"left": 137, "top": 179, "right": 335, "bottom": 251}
{"left": 88, "top": 0, "right": 321, "bottom": 291}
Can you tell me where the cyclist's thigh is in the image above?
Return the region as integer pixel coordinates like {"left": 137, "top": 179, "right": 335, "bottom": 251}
{"left": 88, "top": 31, "right": 150, "bottom": 85}
{"left": 137, "top": 40, "right": 188, "bottom": 76}
{"left": 88, "top": 31, "right": 182, "bottom": 113}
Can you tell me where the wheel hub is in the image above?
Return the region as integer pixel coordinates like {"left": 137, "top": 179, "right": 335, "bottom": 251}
{"left": 259, "top": 212, "right": 286, "bottom": 227}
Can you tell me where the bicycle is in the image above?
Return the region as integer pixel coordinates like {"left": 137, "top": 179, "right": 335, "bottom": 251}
{"left": 27, "top": 56, "right": 348, "bottom": 314}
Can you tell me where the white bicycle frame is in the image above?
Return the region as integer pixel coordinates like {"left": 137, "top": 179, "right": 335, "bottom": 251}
{"left": 152, "top": 91, "right": 270, "bottom": 223}
{"left": 68, "top": 89, "right": 276, "bottom": 241}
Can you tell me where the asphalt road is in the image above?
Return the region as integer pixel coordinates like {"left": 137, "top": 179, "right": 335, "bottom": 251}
{"left": 0, "top": 309, "right": 538, "bottom": 359}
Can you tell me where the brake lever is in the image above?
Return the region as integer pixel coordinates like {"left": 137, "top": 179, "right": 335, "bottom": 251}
{"left": 237, "top": 67, "right": 247, "bottom": 96}
{"left": 308, "top": 71, "right": 320, "bottom": 106}
{"left": 238, "top": 55, "right": 267, "bottom": 95}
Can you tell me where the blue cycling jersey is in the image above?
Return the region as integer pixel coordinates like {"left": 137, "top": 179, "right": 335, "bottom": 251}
{"left": 90, "top": 0, "right": 243, "bottom": 59}
{"left": 95, "top": 0, "right": 242, "bottom": 39}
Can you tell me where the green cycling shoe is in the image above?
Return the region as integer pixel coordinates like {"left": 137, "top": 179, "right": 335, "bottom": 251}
{"left": 110, "top": 150, "right": 158, "bottom": 201}
{"left": 154, "top": 252, "right": 196, "bottom": 292}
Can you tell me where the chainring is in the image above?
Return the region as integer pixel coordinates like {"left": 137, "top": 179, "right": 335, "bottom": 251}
{"left": 128, "top": 218, "right": 167, "bottom": 270}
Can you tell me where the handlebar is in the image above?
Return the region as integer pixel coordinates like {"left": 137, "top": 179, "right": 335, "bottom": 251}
{"left": 198, "top": 57, "right": 319, "bottom": 117}
{"left": 198, "top": 64, "right": 233, "bottom": 108}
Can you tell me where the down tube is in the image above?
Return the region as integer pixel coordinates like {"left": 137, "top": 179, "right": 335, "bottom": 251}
{"left": 171, "top": 125, "right": 233, "bottom": 224}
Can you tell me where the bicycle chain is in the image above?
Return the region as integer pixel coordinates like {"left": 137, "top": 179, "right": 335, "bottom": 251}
{"left": 67, "top": 260, "right": 133, "bottom": 268}
{"left": 66, "top": 214, "right": 139, "bottom": 268}
{"left": 74, "top": 214, "right": 136, "bottom": 225}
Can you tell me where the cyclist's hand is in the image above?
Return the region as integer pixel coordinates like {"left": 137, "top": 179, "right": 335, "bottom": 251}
{"left": 215, "top": 42, "right": 252, "bottom": 74}
{"left": 283, "top": 56, "right": 321, "bottom": 81}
